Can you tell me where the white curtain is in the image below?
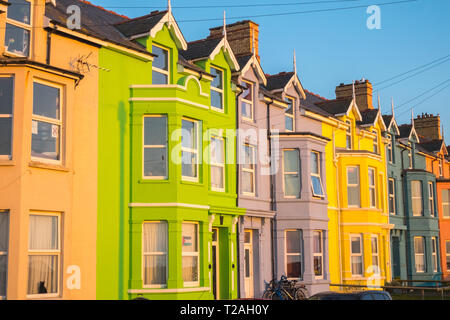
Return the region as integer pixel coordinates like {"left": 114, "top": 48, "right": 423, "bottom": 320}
{"left": 182, "top": 224, "right": 198, "bottom": 282}
{"left": 27, "top": 215, "right": 59, "bottom": 295}
{"left": 143, "top": 222, "right": 167, "bottom": 286}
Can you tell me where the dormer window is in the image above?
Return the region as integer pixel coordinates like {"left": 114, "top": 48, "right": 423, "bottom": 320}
{"left": 346, "top": 120, "right": 352, "bottom": 150}
{"left": 241, "top": 80, "right": 253, "bottom": 120}
{"left": 387, "top": 134, "right": 393, "bottom": 163}
{"left": 210, "top": 67, "right": 224, "bottom": 110}
{"left": 152, "top": 45, "right": 169, "bottom": 85}
{"left": 285, "top": 96, "right": 295, "bottom": 132}
{"left": 5, "top": 0, "right": 31, "bottom": 57}
{"left": 439, "top": 156, "right": 443, "bottom": 177}
{"left": 408, "top": 144, "right": 413, "bottom": 169}
{"left": 372, "top": 130, "right": 378, "bottom": 154}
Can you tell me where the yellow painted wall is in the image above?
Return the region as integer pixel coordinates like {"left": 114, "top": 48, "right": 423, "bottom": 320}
{"left": 321, "top": 108, "right": 392, "bottom": 289}
{"left": 0, "top": 0, "right": 98, "bottom": 299}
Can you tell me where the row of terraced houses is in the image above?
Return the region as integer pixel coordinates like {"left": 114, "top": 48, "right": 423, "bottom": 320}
{"left": 0, "top": 0, "right": 449, "bottom": 300}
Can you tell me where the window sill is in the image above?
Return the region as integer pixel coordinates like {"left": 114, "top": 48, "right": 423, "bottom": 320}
{"left": 29, "top": 161, "right": 70, "bottom": 172}
{"left": 181, "top": 180, "right": 203, "bottom": 186}
{"left": 139, "top": 178, "right": 170, "bottom": 184}
{"left": 0, "top": 159, "right": 14, "bottom": 166}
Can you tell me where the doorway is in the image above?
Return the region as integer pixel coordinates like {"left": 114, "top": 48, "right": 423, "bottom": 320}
{"left": 212, "top": 228, "right": 220, "bottom": 299}
{"left": 392, "top": 236, "right": 401, "bottom": 279}
{"left": 244, "top": 229, "right": 254, "bottom": 298}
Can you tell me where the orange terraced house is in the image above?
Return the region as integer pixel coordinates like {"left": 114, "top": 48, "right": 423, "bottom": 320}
{"left": 0, "top": 0, "right": 99, "bottom": 299}
{"left": 414, "top": 114, "right": 450, "bottom": 280}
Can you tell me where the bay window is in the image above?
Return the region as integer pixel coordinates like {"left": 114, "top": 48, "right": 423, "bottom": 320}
{"left": 152, "top": 45, "right": 169, "bottom": 85}
{"left": 27, "top": 214, "right": 60, "bottom": 297}
{"left": 181, "top": 118, "right": 199, "bottom": 181}
{"left": 432, "top": 237, "right": 438, "bottom": 273}
{"left": 428, "top": 182, "right": 435, "bottom": 216}
{"left": 242, "top": 144, "right": 255, "bottom": 195}
{"left": 388, "top": 178, "right": 396, "bottom": 215}
{"left": 143, "top": 222, "right": 168, "bottom": 287}
{"left": 371, "top": 236, "right": 379, "bottom": 274}
{"left": 283, "top": 149, "right": 300, "bottom": 198}
{"left": 211, "top": 136, "right": 225, "bottom": 192}
{"left": 284, "top": 96, "right": 294, "bottom": 132}
{"left": 0, "top": 210, "right": 9, "bottom": 299}
{"left": 143, "top": 115, "right": 167, "bottom": 179}
{"left": 313, "top": 231, "right": 323, "bottom": 278}
{"left": 285, "top": 230, "right": 302, "bottom": 279}
{"left": 347, "top": 166, "right": 360, "bottom": 207}
{"left": 351, "top": 235, "right": 363, "bottom": 276}
{"left": 414, "top": 237, "right": 425, "bottom": 273}
{"left": 5, "top": 0, "right": 31, "bottom": 57}
{"left": 411, "top": 181, "right": 423, "bottom": 216}
{"left": 182, "top": 222, "right": 199, "bottom": 286}
{"left": 442, "top": 189, "right": 450, "bottom": 218}
{"left": 241, "top": 80, "right": 253, "bottom": 120}
{"left": 0, "top": 77, "right": 14, "bottom": 158}
{"left": 32, "top": 81, "right": 62, "bottom": 163}
{"left": 368, "top": 168, "right": 377, "bottom": 208}
{"left": 210, "top": 67, "right": 224, "bottom": 110}
{"left": 311, "top": 151, "right": 324, "bottom": 198}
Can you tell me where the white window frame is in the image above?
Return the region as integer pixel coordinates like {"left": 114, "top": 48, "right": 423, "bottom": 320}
{"left": 0, "top": 210, "right": 9, "bottom": 300}
{"left": 210, "top": 66, "right": 224, "bottom": 112}
{"left": 242, "top": 143, "right": 256, "bottom": 196}
{"left": 27, "top": 212, "right": 61, "bottom": 299}
{"left": 428, "top": 182, "right": 435, "bottom": 217}
{"left": 411, "top": 180, "right": 423, "bottom": 217}
{"left": 210, "top": 136, "right": 225, "bottom": 192}
{"left": 371, "top": 235, "right": 380, "bottom": 274}
{"left": 181, "top": 118, "right": 199, "bottom": 182}
{"left": 313, "top": 230, "right": 324, "bottom": 279}
{"left": 31, "top": 79, "right": 63, "bottom": 165}
{"left": 182, "top": 222, "right": 200, "bottom": 287}
{"left": 368, "top": 168, "right": 377, "bottom": 208}
{"left": 310, "top": 151, "right": 324, "bottom": 198}
{"left": 439, "top": 157, "right": 443, "bottom": 178}
{"left": 372, "top": 130, "right": 378, "bottom": 154}
{"left": 347, "top": 166, "right": 360, "bottom": 208}
{"left": 442, "top": 189, "right": 450, "bottom": 219}
{"left": 388, "top": 178, "right": 396, "bottom": 215}
{"left": 282, "top": 149, "right": 300, "bottom": 199}
{"left": 350, "top": 234, "right": 364, "bottom": 276}
{"left": 5, "top": 0, "right": 32, "bottom": 58}
{"left": 241, "top": 80, "right": 253, "bottom": 121}
{"left": 285, "top": 229, "right": 302, "bottom": 280}
{"left": 387, "top": 134, "right": 393, "bottom": 163}
{"left": 446, "top": 241, "right": 450, "bottom": 271}
{"left": 431, "top": 237, "right": 438, "bottom": 273}
{"left": 151, "top": 43, "right": 170, "bottom": 85}
{"left": 346, "top": 120, "right": 352, "bottom": 150}
{"left": 0, "top": 76, "right": 14, "bottom": 160}
{"left": 284, "top": 95, "right": 295, "bottom": 132}
{"left": 142, "top": 221, "right": 168, "bottom": 288}
{"left": 414, "top": 236, "right": 426, "bottom": 273}
{"left": 408, "top": 145, "right": 413, "bottom": 169}
{"left": 142, "top": 115, "right": 168, "bottom": 180}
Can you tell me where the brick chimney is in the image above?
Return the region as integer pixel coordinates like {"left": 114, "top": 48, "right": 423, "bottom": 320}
{"left": 335, "top": 79, "right": 374, "bottom": 112}
{"left": 414, "top": 113, "right": 442, "bottom": 140}
{"left": 209, "top": 20, "right": 260, "bottom": 62}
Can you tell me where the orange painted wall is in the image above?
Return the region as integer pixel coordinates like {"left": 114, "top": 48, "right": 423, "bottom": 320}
{"left": 0, "top": 0, "right": 98, "bottom": 299}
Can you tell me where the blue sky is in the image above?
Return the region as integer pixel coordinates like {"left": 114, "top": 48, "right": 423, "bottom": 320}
{"left": 92, "top": 0, "right": 450, "bottom": 142}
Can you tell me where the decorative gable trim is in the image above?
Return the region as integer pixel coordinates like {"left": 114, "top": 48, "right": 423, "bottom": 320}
{"left": 239, "top": 53, "right": 267, "bottom": 85}
{"left": 336, "top": 99, "right": 362, "bottom": 121}
{"left": 209, "top": 37, "right": 240, "bottom": 71}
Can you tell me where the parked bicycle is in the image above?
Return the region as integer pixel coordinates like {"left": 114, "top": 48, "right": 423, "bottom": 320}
{"left": 262, "top": 275, "right": 308, "bottom": 300}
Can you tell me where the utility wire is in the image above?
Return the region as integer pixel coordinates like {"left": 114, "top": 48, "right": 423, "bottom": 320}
{"left": 397, "top": 83, "right": 450, "bottom": 118}
{"left": 396, "top": 77, "right": 450, "bottom": 110}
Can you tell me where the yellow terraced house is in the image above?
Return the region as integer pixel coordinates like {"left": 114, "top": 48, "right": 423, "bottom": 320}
{"left": 304, "top": 80, "right": 393, "bottom": 289}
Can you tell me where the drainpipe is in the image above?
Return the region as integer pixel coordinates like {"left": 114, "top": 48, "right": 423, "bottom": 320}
{"left": 46, "top": 29, "right": 53, "bottom": 65}
{"left": 332, "top": 127, "right": 343, "bottom": 285}
{"left": 235, "top": 85, "right": 243, "bottom": 298}
{"left": 401, "top": 146, "right": 411, "bottom": 280}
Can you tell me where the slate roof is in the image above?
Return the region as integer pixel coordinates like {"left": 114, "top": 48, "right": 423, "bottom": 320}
{"left": 398, "top": 124, "right": 413, "bottom": 139}
{"left": 115, "top": 10, "right": 167, "bottom": 38}
{"left": 178, "top": 55, "right": 213, "bottom": 77}
{"left": 45, "top": 0, "right": 151, "bottom": 55}
{"left": 265, "top": 72, "right": 294, "bottom": 91}
{"left": 419, "top": 139, "right": 445, "bottom": 153}
{"left": 236, "top": 54, "right": 253, "bottom": 70}
{"left": 314, "top": 98, "right": 352, "bottom": 116}
{"left": 179, "top": 37, "right": 223, "bottom": 61}
{"left": 357, "top": 109, "right": 379, "bottom": 126}
{"left": 382, "top": 115, "right": 393, "bottom": 128}
{"left": 301, "top": 90, "right": 332, "bottom": 117}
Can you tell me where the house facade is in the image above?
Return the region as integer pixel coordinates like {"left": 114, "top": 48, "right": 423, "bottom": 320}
{"left": 0, "top": 0, "right": 99, "bottom": 299}
{"left": 307, "top": 80, "right": 393, "bottom": 288}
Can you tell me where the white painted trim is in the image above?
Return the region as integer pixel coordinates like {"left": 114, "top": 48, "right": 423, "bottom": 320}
{"left": 131, "top": 75, "right": 209, "bottom": 97}
{"left": 239, "top": 54, "right": 267, "bottom": 85}
{"left": 129, "top": 203, "right": 210, "bottom": 210}
{"left": 130, "top": 97, "right": 209, "bottom": 110}
{"left": 209, "top": 38, "right": 240, "bottom": 71}
{"left": 128, "top": 287, "right": 210, "bottom": 294}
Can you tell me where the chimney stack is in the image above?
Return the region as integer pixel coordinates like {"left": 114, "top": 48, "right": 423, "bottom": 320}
{"left": 209, "top": 20, "right": 260, "bottom": 62}
{"left": 414, "top": 113, "right": 442, "bottom": 140}
{"left": 335, "top": 79, "right": 374, "bottom": 112}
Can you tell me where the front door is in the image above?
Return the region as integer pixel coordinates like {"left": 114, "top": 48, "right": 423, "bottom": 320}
{"left": 244, "top": 229, "right": 254, "bottom": 298}
{"left": 212, "top": 228, "right": 220, "bottom": 299}
{"left": 392, "top": 236, "right": 401, "bottom": 279}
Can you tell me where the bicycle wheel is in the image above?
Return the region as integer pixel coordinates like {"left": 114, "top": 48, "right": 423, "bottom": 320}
{"left": 262, "top": 290, "right": 273, "bottom": 300}
{"left": 294, "top": 288, "right": 307, "bottom": 300}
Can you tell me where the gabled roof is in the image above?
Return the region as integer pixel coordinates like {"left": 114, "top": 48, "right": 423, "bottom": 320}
{"left": 382, "top": 115, "right": 393, "bottom": 127}
{"left": 358, "top": 109, "right": 379, "bottom": 126}
{"left": 45, "top": 0, "right": 150, "bottom": 55}
{"left": 236, "top": 53, "right": 267, "bottom": 85}
{"left": 419, "top": 139, "right": 447, "bottom": 155}
{"left": 398, "top": 124, "right": 420, "bottom": 142}
{"left": 180, "top": 36, "right": 240, "bottom": 71}
{"left": 382, "top": 114, "right": 400, "bottom": 135}
{"left": 301, "top": 90, "right": 332, "bottom": 117}
{"left": 265, "top": 71, "right": 306, "bottom": 99}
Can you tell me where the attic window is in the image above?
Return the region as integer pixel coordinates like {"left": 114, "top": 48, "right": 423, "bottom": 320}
{"left": 372, "top": 130, "right": 378, "bottom": 154}
{"left": 346, "top": 120, "right": 352, "bottom": 150}
{"left": 5, "top": 0, "right": 31, "bottom": 57}
{"left": 210, "top": 67, "right": 224, "bottom": 110}
{"left": 285, "top": 96, "right": 295, "bottom": 132}
{"left": 439, "top": 156, "right": 443, "bottom": 177}
{"left": 152, "top": 45, "right": 169, "bottom": 85}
